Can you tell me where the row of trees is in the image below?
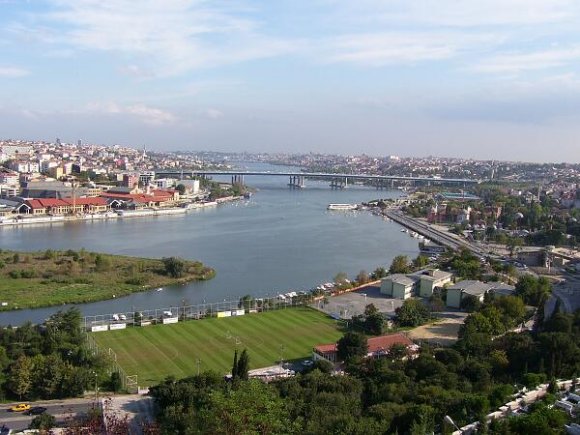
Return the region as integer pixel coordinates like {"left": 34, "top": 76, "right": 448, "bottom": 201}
{"left": 0, "top": 308, "right": 113, "bottom": 401}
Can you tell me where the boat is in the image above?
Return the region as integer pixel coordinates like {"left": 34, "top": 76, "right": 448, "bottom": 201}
{"left": 327, "top": 203, "right": 358, "bottom": 211}
{"left": 400, "top": 228, "right": 408, "bottom": 233}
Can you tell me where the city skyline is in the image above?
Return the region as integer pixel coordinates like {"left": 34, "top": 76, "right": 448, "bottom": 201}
{"left": 2, "top": 1, "right": 580, "bottom": 162}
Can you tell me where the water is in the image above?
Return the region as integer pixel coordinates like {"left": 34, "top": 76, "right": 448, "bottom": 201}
{"left": 0, "top": 163, "right": 418, "bottom": 325}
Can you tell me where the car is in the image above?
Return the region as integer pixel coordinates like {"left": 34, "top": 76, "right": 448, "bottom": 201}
{"left": 26, "top": 406, "right": 47, "bottom": 416}
{"left": 10, "top": 403, "right": 31, "bottom": 412}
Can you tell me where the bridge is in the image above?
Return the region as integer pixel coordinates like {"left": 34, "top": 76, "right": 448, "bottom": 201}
{"left": 154, "top": 170, "right": 480, "bottom": 189}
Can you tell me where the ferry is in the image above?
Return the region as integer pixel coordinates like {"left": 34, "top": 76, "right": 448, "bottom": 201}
{"left": 327, "top": 203, "right": 358, "bottom": 211}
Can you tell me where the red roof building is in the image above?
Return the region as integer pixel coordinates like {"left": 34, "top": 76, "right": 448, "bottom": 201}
{"left": 21, "top": 197, "right": 110, "bottom": 215}
{"left": 313, "top": 333, "right": 416, "bottom": 363}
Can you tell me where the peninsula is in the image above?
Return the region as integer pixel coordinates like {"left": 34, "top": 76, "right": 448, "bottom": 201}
{"left": 0, "top": 249, "right": 215, "bottom": 310}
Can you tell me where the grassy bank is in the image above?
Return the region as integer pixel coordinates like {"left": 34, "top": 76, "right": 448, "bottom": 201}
{"left": 0, "top": 249, "right": 214, "bottom": 310}
{"left": 92, "top": 307, "right": 343, "bottom": 385}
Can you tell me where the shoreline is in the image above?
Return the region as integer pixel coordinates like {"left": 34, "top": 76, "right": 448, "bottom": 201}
{"left": 0, "top": 196, "right": 245, "bottom": 228}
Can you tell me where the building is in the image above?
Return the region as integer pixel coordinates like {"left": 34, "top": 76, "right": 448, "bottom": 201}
{"left": 18, "top": 197, "right": 110, "bottom": 215}
{"left": 121, "top": 173, "right": 139, "bottom": 188}
{"left": 411, "top": 269, "right": 453, "bottom": 298}
{"left": 446, "top": 280, "right": 515, "bottom": 308}
{"left": 0, "top": 168, "right": 19, "bottom": 185}
{"left": 380, "top": 269, "right": 453, "bottom": 300}
{"left": 380, "top": 274, "right": 419, "bottom": 299}
{"left": 313, "top": 333, "right": 416, "bottom": 363}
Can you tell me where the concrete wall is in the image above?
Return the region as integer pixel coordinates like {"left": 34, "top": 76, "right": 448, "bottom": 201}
{"left": 393, "top": 282, "right": 413, "bottom": 300}
{"left": 380, "top": 279, "right": 393, "bottom": 296}
{"left": 446, "top": 289, "right": 463, "bottom": 308}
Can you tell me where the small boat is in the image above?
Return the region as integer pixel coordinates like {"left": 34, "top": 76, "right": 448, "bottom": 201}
{"left": 156, "top": 287, "right": 164, "bottom": 292}
{"left": 327, "top": 203, "right": 358, "bottom": 211}
{"left": 400, "top": 228, "right": 408, "bottom": 233}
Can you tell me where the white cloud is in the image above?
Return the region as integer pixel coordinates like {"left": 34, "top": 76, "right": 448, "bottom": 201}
{"left": 472, "top": 46, "right": 580, "bottom": 74}
{"left": 332, "top": 0, "right": 579, "bottom": 27}
{"left": 85, "top": 102, "right": 177, "bottom": 125}
{"left": 325, "top": 32, "right": 498, "bottom": 66}
{"left": 32, "top": 0, "right": 295, "bottom": 76}
{"left": 0, "top": 66, "right": 29, "bottom": 77}
{"left": 203, "top": 108, "right": 224, "bottom": 119}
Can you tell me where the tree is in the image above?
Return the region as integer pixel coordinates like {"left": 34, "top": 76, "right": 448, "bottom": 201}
{"left": 162, "top": 257, "right": 186, "bottom": 278}
{"left": 200, "top": 380, "right": 291, "bottom": 434}
{"left": 94, "top": 254, "right": 112, "bottom": 272}
{"left": 29, "top": 413, "right": 56, "bottom": 431}
{"left": 237, "top": 349, "right": 249, "bottom": 381}
{"left": 515, "top": 275, "right": 551, "bottom": 306}
{"left": 238, "top": 295, "right": 254, "bottom": 310}
{"left": 8, "top": 355, "right": 33, "bottom": 399}
{"left": 395, "top": 299, "right": 430, "bottom": 327}
{"left": 413, "top": 254, "right": 429, "bottom": 269}
{"left": 337, "top": 332, "right": 368, "bottom": 362}
{"left": 176, "top": 184, "right": 186, "bottom": 195}
{"left": 370, "top": 267, "right": 388, "bottom": 280}
{"left": 460, "top": 295, "right": 482, "bottom": 313}
{"left": 334, "top": 272, "right": 350, "bottom": 288}
{"left": 356, "top": 270, "right": 370, "bottom": 285}
{"left": 232, "top": 350, "right": 238, "bottom": 381}
{"left": 389, "top": 255, "right": 410, "bottom": 274}
{"left": 110, "top": 371, "right": 122, "bottom": 393}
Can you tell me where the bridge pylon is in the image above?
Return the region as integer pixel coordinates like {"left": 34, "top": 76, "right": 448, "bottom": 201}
{"left": 288, "top": 175, "right": 305, "bottom": 189}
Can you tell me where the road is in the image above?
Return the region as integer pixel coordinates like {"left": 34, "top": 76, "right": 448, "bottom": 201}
{"left": 0, "top": 398, "right": 96, "bottom": 432}
{"left": 384, "top": 209, "right": 487, "bottom": 256}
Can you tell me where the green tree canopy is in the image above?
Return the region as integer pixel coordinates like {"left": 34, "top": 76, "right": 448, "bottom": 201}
{"left": 337, "top": 332, "right": 368, "bottom": 362}
{"left": 389, "top": 255, "right": 410, "bottom": 274}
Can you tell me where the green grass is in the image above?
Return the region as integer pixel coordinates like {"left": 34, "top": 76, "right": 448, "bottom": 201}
{"left": 92, "top": 307, "right": 343, "bottom": 385}
{"left": 0, "top": 250, "right": 214, "bottom": 310}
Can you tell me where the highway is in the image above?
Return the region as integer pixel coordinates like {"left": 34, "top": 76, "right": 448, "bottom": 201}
{"left": 0, "top": 398, "right": 95, "bottom": 432}
{"left": 384, "top": 209, "right": 487, "bottom": 256}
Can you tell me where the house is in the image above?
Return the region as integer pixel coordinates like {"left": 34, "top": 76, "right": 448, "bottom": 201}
{"left": 410, "top": 269, "right": 453, "bottom": 298}
{"left": 446, "top": 280, "right": 515, "bottom": 308}
{"left": 489, "top": 283, "right": 516, "bottom": 298}
{"left": 381, "top": 269, "right": 453, "bottom": 300}
{"left": 313, "top": 333, "right": 416, "bottom": 363}
{"left": 380, "top": 274, "right": 419, "bottom": 299}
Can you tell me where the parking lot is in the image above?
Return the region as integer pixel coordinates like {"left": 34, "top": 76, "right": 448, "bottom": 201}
{"left": 311, "top": 285, "right": 404, "bottom": 320}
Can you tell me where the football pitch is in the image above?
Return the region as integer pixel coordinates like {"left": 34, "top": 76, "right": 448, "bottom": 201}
{"left": 92, "top": 307, "right": 343, "bottom": 385}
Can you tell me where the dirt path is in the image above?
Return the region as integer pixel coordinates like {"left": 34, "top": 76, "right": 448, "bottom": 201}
{"left": 407, "top": 313, "right": 468, "bottom": 346}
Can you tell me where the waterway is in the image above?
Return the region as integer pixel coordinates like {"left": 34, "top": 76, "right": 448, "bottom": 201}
{"left": 0, "top": 163, "right": 418, "bottom": 325}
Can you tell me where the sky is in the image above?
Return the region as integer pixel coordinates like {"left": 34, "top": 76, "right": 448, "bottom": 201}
{"left": 2, "top": 0, "right": 580, "bottom": 162}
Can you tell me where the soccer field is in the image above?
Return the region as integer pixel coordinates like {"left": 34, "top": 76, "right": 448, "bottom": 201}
{"left": 92, "top": 307, "right": 343, "bottom": 385}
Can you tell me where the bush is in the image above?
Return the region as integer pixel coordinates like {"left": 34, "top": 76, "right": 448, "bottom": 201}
{"left": 19, "top": 269, "right": 36, "bottom": 279}
{"left": 163, "top": 257, "right": 186, "bottom": 278}
{"left": 29, "top": 413, "right": 56, "bottom": 430}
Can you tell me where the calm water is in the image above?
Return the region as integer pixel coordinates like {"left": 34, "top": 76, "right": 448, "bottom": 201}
{"left": 0, "top": 163, "right": 418, "bottom": 325}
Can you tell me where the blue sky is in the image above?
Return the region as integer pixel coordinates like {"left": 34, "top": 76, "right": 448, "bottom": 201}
{"left": 2, "top": 0, "right": 580, "bottom": 162}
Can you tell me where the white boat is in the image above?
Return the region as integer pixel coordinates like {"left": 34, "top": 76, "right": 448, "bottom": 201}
{"left": 400, "top": 228, "right": 408, "bottom": 233}
{"left": 327, "top": 203, "right": 358, "bottom": 211}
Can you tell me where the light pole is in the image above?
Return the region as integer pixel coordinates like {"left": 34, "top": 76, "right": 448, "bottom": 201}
{"left": 93, "top": 371, "right": 99, "bottom": 404}
{"left": 444, "top": 415, "right": 462, "bottom": 433}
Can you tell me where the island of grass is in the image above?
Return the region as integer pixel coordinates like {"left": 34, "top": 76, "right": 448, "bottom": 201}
{"left": 0, "top": 249, "right": 215, "bottom": 310}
